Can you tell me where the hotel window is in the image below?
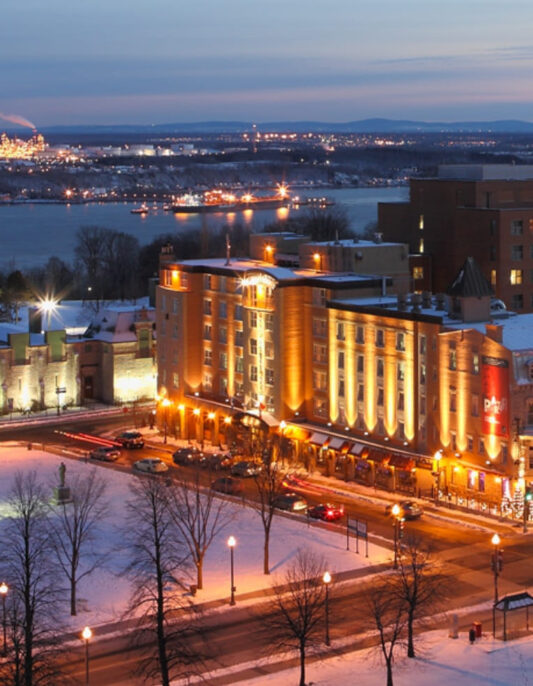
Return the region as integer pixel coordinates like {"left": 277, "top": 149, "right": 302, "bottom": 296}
{"left": 203, "top": 373, "right": 212, "bottom": 392}
{"left": 501, "top": 443, "right": 508, "bottom": 464}
{"left": 203, "top": 299, "right": 212, "bottom": 316}
{"left": 250, "top": 365, "right": 258, "bottom": 382}
{"left": 235, "top": 356, "right": 244, "bottom": 374}
{"left": 266, "top": 314, "right": 274, "bottom": 331}
{"left": 377, "top": 417, "right": 385, "bottom": 435}
{"left": 203, "top": 274, "right": 212, "bottom": 290}
{"left": 511, "top": 294, "right": 524, "bottom": 309}
{"left": 219, "top": 276, "right": 227, "bottom": 292}
{"left": 313, "top": 398, "right": 328, "bottom": 418}
{"left": 172, "top": 324, "right": 178, "bottom": 339}
{"left": 511, "top": 245, "right": 524, "bottom": 260}
{"left": 265, "top": 342, "right": 274, "bottom": 359}
{"left": 420, "top": 364, "right": 426, "bottom": 385}
{"left": 313, "top": 344, "right": 327, "bottom": 363}
{"left": 396, "top": 332, "right": 405, "bottom": 351}
{"left": 377, "top": 358, "right": 384, "bottom": 378}
{"left": 313, "top": 371, "right": 327, "bottom": 391}
{"left": 203, "top": 324, "right": 212, "bottom": 341}
{"left": 489, "top": 245, "right": 496, "bottom": 261}
{"left": 338, "top": 351, "right": 345, "bottom": 369}
{"left": 250, "top": 311, "right": 257, "bottom": 328}
{"left": 510, "top": 269, "right": 523, "bottom": 285}
{"left": 491, "top": 269, "right": 497, "bottom": 286}
{"left": 478, "top": 437, "right": 485, "bottom": 455}
{"left": 250, "top": 338, "right": 257, "bottom": 355}
{"left": 172, "top": 298, "right": 178, "bottom": 314}
{"left": 419, "top": 238, "right": 424, "bottom": 253}
{"left": 235, "top": 330, "right": 244, "bottom": 347}
{"left": 172, "top": 372, "right": 179, "bottom": 389}
{"left": 313, "top": 288, "right": 326, "bottom": 306}
{"left": 312, "top": 318, "right": 327, "bottom": 338}
{"left": 220, "top": 377, "right": 228, "bottom": 396}
{"left": 420, "top": 395, "right": 426, "bottom": 415}
{"left": 511, "top": 219, "right": 523, "bottom": 235}
{"left": 356, "top": 326, "right": 364, "bottom": 344}
{"left": 357, "top": 356, "right": 364, "bottom": 373}
{"left": 219, "top": 327, "right": 227, "bottom": 344}
{"left": 450, "top": 431, "right": 457, "bottom": 451}
{"left": 449, "top": 386, "right": 457, "bottom": 412}
{"left": 375, "top": 329, "right": 384, "bottom": 348}
{"left": 219, "top": 301, "right": 227, "bottom": 318}
{"left": 219, "top": 352, "right": 227, "bottom": 370}
{"left": 397, "top": 361, "right": 405, "bottom": 381}
{"left": 377, "top": 388, "right": 384, "bottom": 406}
{"left": 471, "top": 393, "right": 480, "bottom": 416}
{"left": 234, "top": 305, "right": 243, "bottom": 321}
{"left": 472, "top": 351, "right": 480, "bottom": 374}
{"left": 338, "top": 378, "right": 345, "bottom": 397}
{"left": 265, "top": 368, "right": 274, "bottom": 386}
{"left": 449, "top": 342, "right": 457, "bottom": 370}
{"left": 357, "top": 384, "right": 364, "bottom": 402}
{"left": 478, "top": 472, "right": 485, "bottom": 492}
{"left": 467, "top": 435, "right": 474, "bottom": 452}
{"left": 336, "top": 322, "right": 345, "bottom": 340}
{"left": 180, "top": 273, "right": 189, "bottom": 289}
{"left": 203, "top": 349, "right": 212, "bottom": 366}
{"left": 398, "top": 422, "right": 405, "bottom": 439}
{"left": 419, "top": 214, "right": 424, "bottom": 230}
{"left": 420, "top": 336, "right": 426, "bottom": 355}
{"left": 413, "top": 266, "right": 424, "bottom": 280}
{"left": 398, "top": 392, "right": 404, "bottom": 411}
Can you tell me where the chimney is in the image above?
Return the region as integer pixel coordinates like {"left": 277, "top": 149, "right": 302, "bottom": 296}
{"left": 435, "top": 293, "right": 446, "bottom": 310}
{"left": 422, "top": 291, "right": 432, "bottom": 308}
{"left": 485, "top": 323, "right": 503, "bottom": 343}
{"left": 397, "top": 293, "right": 408, "bottom": 311}
{"left": 412, "top": 293, "right": 422, "bottom": 313}
{"left": 29, "top": 307, "right": 42, "bottom": 334}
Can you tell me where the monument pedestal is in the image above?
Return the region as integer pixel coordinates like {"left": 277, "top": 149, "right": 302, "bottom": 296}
{"left": 54, "top": 485, "right": 72, "bottom": 505}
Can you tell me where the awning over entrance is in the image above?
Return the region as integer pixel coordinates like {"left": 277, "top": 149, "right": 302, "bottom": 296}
{"left": 233, "top": 410, "right": 280, "bottom": 430}
{"left": 388, "top": 454, "right": 415, "bottom": 470}
{"left": 283, "top": 426, "right": 310, "bottom": 441}
{"left": 368, "top": 449, "right": 390, "bottom": 465}
{"left": 328, "top": 437, "right": 349, "bottom": 451}
{"left": 350, "top": 443, "right": 366, "bottom": 456}
{"left": 308, "top": 432, "right": 329, "bottom": 447}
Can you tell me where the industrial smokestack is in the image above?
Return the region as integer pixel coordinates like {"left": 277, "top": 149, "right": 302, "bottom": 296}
{"left": 0, "top": 112, "right": 37, "bottom": 131}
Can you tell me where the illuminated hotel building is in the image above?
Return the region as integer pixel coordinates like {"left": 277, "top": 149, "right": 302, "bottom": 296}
{"left": 157, "top": 240, "right": 533, "bottom": 513}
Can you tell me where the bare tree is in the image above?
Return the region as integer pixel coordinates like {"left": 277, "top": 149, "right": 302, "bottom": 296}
{"left": 123, "top": 476, "right": 199, "bottom": 686}
{"left": 263, "top": 550, "right": 327, "bottom": 686}
{"left": 392, "top": 536, "right": 447, "bottom": 658}
{"left": 252, "top": 448, "right": 286, "bottom": 574}
{"left": 0, "top": 471, "right": 62, "bottom": 686}
{"left": 168, "top": 467, "right": 231, "bottom": 590}
{"left": 366, "top": 577, "right": 406, "bottom": 686}
{"left": 49, "top": 469, "right": 108, "bottom": 615}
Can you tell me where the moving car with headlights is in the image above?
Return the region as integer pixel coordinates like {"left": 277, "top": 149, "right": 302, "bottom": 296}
{"left": 273, "top": 492, "right": 308, "bottom": 513}
{"left": 172, "top": 447, "right": 204, "bottom": 466}
{"left": 134, "top": 458, "right": 169, "bottom": 473}
{"left": 231, "top": 460, "right": 263, "bottom": 477}
{"left": 308, "top": 503, "right": 344, "bottom": 521}
{"left": 114, "top": 430, "right": 144, "bottom": 449}
{"left": 89, "top": 446, "right": 121, "bottom": 462}
{"left": 210, "top": 477, "right": 244, "bottom": 495}
{"left": 385, "top": 500, "right": 423, "bottom": 520}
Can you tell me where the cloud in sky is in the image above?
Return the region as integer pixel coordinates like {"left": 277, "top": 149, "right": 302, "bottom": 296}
{"left": 2, "top": 0, "right": 533, "bottom": 125}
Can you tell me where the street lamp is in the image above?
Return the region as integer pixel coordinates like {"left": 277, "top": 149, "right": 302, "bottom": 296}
{"left": 323, "top": 571, "right": 332, "bottom": 646}
{"left": 228, "top": 536, "right": 236, "bottom": 606}
{"left": 38, "top": 297, "right": 58, "bottom": 331}
{"left": 81, "top": 626, "right": 92, "bottom": 686}
{"left": 433, "top": 450, "right": 443, "bottom": 505}
{"left": 161, "top": 398, "right": 171, "bottom": 444}
{"left": 391, "top": 504, "right": 401, "bottom": 569}
{"left": 0, "top": 582, "right": 8, "bottom": 656}
{"left": 491, "top": 533, "right": 502, "bottom": 604}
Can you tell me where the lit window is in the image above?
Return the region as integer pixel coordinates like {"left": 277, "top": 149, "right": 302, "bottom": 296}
{"left": 266, "top": 368, "right": 274, "bottom": 386}
{"left": 419, "top": 238, "right": 424, "bottom": 253}
{"left": 397, "top": 361, "right": 405, "bottom": 381}
{"left": 510, "top": 269, "right": 523, "bottom": 285}
{"left": 250, "top": 339, "right": 257, "bottom": 355}
{"left": 336, "top": 322, "right": 345, "bottom": 340}
{"left": 396, "top": 332, "right": 405, "bottom": 351}
{"left": 203, "top": 349, "right": 212, "bottom": 366}
{"left": 491, "top": 269, "right": 497, "bottom": 286}
{"left": 219, "top": 352, "right": 227, "bottom": 370}
{"left": 250, "top": 311, "right": 257, "bottom": 327}
{"left": 472, "top": 352, "right": 480, "bottom": 374}
{"left": 413, "top": 266, "right": 424, "bottom": 280}
{"left": 419, "top": 214, "right": 424, "bottom": 230}
{"left": 250, "top": 365, "right": 258, "bottom": 382}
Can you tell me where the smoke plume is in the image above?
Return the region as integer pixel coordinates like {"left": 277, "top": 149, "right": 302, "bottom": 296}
{"left": 0, "top": 112, "right": 37, "bottom": 131}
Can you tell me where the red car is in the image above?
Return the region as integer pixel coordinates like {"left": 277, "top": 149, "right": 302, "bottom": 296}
{"left": 308, "top": 503, "right": 344, "bottom": 522}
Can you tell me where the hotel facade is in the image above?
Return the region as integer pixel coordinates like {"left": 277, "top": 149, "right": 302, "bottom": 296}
{"left": 157, "top": 238, "right": 533, "bottom": 517}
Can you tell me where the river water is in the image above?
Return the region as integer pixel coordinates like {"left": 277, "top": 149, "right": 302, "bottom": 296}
{"left": 0, "top": 186, "right": 408, "bottom": 268}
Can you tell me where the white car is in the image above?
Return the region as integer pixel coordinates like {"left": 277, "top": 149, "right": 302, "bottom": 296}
{"left": 134, "top": 458, "right": 169, "bottom": 474}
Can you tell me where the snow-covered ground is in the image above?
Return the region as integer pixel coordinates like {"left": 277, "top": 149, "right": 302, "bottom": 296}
{"left": 0, "top": 444, "right": 389, "bottom": 631}
{"left": 239, "top": 629, "right": 533, "bottom": 686}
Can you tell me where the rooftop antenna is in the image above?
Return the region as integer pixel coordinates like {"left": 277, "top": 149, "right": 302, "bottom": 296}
{"left": 225, "top": 232, "right": 231, "bottom": 265}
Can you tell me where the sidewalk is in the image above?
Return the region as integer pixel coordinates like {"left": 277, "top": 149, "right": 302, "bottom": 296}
{"left": 0, "top": 402, "right": 153, "bottom": 430}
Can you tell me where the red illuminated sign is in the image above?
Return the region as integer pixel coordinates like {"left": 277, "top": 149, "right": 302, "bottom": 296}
{"left": 482, "top": 356, "right": 509, "bottom": 438}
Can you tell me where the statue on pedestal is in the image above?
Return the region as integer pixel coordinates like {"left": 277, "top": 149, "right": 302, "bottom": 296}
{"left": 54, "top": 461, "right": 71, "bottom": 505}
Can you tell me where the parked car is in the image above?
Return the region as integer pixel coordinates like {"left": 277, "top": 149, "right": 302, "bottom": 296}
{"left": 172, "top": 447, "right": 203, "bottom": 466}
{"left": 114, "top": 430, "right": 144, "bottom": 449}
{"left": 198, "top": 452, "right": 233, "bottom": 471}
{"left": 89, "top": 446, "right": 121, "bottom": 462}
{"left": 211, "top": 477, "right": 244, "bottom": 495}
{"left": 308, "top": 503, "right": 344, "bottom": 522}
{"left": 134, "top": 458, "right": 169, "bottom": 474}
{"left": 273, "top": 492, "right": 308, "bottom": 513}
{"left": 385, "top": 500, "right": 423, "bottom": 520}
{"left": 231, "top": 461, "right": 263, "bottom": 478}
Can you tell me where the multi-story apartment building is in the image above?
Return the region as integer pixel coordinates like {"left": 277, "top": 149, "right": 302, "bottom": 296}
{"left": 157, "top": 239, "right": 533, "bottom": 514}
{"left": 378, "top": 165, "right": 533, "bottom": 312}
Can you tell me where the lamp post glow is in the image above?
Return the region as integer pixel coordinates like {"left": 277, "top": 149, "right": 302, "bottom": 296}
{"left": 491, "top": 533, "right": 502, "bottom": 604}
{"left": 323, "top": 571, "right": 332, "bottom": 646}
{"left": 39, "top": 297, "right": 58, "bottom": 331}
{"left": 391, "top": 504, "right": 401, "bottom": 569}
{"left": 0, "top": 582, "right": 8, "bottom": 656}
{"left": 228, "top": 536, "right": 236, "bottom": 606}
{"left": 161, "top": 398, "right": 171, "bottom": 444}
{"left": 433, "top": 451, "right": 442, "bottom": 505}
{"left": 81, "top": 626, "right": 92, "bottom": 686}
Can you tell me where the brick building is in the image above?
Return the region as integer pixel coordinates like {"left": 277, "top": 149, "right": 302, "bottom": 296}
{"left": 378, "top": 165, "right": 533, "bottom": 312}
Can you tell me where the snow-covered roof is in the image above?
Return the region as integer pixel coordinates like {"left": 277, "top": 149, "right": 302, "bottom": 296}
{"left": 84, "top": 307, "right": 155, "bottom": 344}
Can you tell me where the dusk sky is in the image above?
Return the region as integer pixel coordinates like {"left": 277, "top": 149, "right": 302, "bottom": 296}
{"left": 2, "top": 0, "right": 533, "bottom": 126}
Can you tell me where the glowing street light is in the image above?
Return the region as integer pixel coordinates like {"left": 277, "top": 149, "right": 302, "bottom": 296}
{"left": 323, "top": 571, "right": 332, "bottom": 646}
{"left": 38, "top": 297, "right": 58, "bottom": 330}
{"left": 228, "top": 536, "right": 237, "bottom": 606}
{"left": 81, "top": 626, "right": 92, "bottom": 685}
{"left": 491, "top": 533, "right": 502, "bottom": 604}
{"left": 391, "top": 503, "right": 402, "bottom": 569}
{"left": 0, "top": 582, "right": 8, "bottom": 656}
